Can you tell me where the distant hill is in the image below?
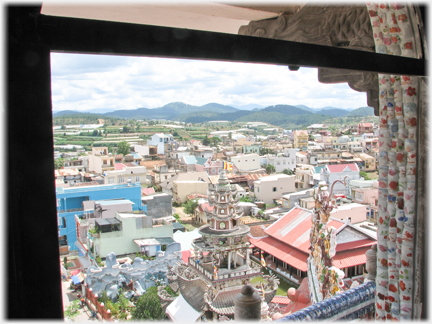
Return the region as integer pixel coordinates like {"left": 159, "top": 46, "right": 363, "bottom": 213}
{"left": 347, "top": 107, "right": 375, "bottom": 117}
{"left": 233, "top": 103, "right": 266, "bottom": 110}
{"left": 53, "top": 102, "right": 373, "bottom": 127}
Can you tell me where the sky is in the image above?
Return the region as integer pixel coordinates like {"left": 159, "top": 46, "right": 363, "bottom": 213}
{"left": 50, "top": 52, "right": 369, "bottom": 112}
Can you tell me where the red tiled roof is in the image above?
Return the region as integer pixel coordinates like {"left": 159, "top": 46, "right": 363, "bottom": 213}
{"left": 271, "top": 296, "right": 291, "bottom": 305}
{"left": 327, "top": 163, "right": 359, "bottom": 173}
{"left": 249, "top": 236, "right": 308, "bottom": 272}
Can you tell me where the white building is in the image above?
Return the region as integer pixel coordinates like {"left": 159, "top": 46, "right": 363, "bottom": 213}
{"left": 147, "top": 133, "right": 175, "bottom": 155}
{"left": 230, "top": 153, "right": 260, "bottom": 171}
{"left": 254, "top": 174, "right": 296, "bottom": 205}
{"left": 88, "top": 147, "right": 115, "bottom": 174}
{"left": 103, "top": 164, "right": 147, "bottom": 185}
{"left": 260, "top": 153, "right": 296, "bottom": 173}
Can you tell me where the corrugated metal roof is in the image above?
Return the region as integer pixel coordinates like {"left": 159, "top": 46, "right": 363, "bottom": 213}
{"left": 333, "top": 246, "right": 370, "bottom": 268}
{"left": 264, "top": 207, "right": 345, "bottom": 253}
{"left": 249, "top": 236, "right": 308, "bottom": 272}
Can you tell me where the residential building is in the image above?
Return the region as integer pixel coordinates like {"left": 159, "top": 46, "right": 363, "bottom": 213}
{"left": 194, "top": 201, "right": 213, "bottom": 224}
{"left": 357, "top": 122, "right": 373, "bottom": 134}
{"left": 243, "top": 143, "right": 261, "bottom": 154}
{"left": 296, "top": 151, "right": 308, "bottom": 165}
{"left": 87, "top": 211, "right": 174, "bottom": 259}
{"left": 141, "top": 193, "right": 173, "bottom": 219}
{"left": 147, "top": 133, "right": 176, "bottom": 155}
{"left": 63, "top": 156, "right": 88, "bottom": 172}
{"left": 347, "top": 141, "right": 363, "bottom": 153}
{"left": 190, "top": 144, "right": 214, "bottom": 159}
{"left": 161, "top": 171, "right": 210, "bottom": 196}
{"left": 330, "top": 203, "right": 368, "bottom": 224}
{"left": 294, "top": 165, "right": 316, "bottom": 189}
{"left": 75, "top": 198, "right": 134, "bottom": 256}
{"left": 254, "top": 174, "right": 296, "bottom": 205}
{"left": 320, "top": 163, "right": 361, "bottom": 195}
{"left": 102, "top": 163, "right": 147, "bottom": 185}
{"left": 307, "top": 124, "right": 328, "bottom": 132}
{"left": 56, "top": 183, "right": 144, "bottom": 253}
{"left": 230, "top": 153, "right": 260, "bottom": 171}
{"left": 132, "top": 144, "right": 150, "bottom": 157}
{"left": 178, "top": 155, "right": 198, "bottom": 172}
{"left": 55, "top": 168, "right": 82, "bottom": 186}
{"left": 88, "top": 147, "right": 115, "bottom": 174}
{"left": 313, "top": 150, "right": 343, "bottom": 165}
{"left": 281, "top": 189, "right": 314, "bottom": 210}
{"left": 293, "top": 130, "right": 308, "bottom": 151}
{"left": 355, "top": 152, "right": 376, "bottom": 172}
{"left": 260, "top": 152, "right": 296, "bottom": 173}
{"left": 151, "top": 163, "right": 178, "bottom": 186}
{"left": 172, "top": 180, "right": 209, "bottom": 204}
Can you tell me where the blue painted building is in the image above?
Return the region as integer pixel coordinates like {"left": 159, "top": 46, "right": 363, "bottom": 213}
{"left": 56, "top": 183, "right": 145, "bottom": 253}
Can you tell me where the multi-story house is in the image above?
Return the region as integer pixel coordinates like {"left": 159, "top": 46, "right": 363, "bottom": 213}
{"left": 357, "top": 122, "right": 374, "bottom": 135}
{"left": 254, "top": 174, "right": 296, "bottom": 205}
{"left": 55, "top": 168, "right": 82, "bottom": 186}
{"left": 63, "top": 156, "right": 88, "bottom": 172}
{"left": 147, "top": 133, "right": 176, "bottom": 155}
{"left": 230, "top": 153, "right": 260, "bottom": 171}
{"left": 243, "top": 143, "right": 261, "bottom": 154}
{"left": 190, "top": 145, "right": 214, "bottom": 159}
{"left": 295, "top": 165, "right": 316, "bottom": 189}
{"left": 295, "top": 151, "right": 308, "bottom": 165}
{"left": 260, "top": 153, "right": 296, "bottom": 173}
{"left": 172, "top": 180, "right": 210, "bottom": 204}
{"left": 88, "top": 147, "right": 115, "bottom": 174}
{"left": 348, "top": 141, "right": 363, "bottom": 153}
{"left": 132, "top": 144, "right": 150, "bottom": 157}
{"left": 56, "top": 183, "right": 144, "bottom": 253}
{"left": 102, "top": 164, "right": 147, "bottom": 185}
{"left": 87, "top": 211, "right": 174, "bottom": 260}
{"left": 320, "top": 163, "right": 361, "bottom": 195}
{"left": 293, "top": 130, "right": 308, "bottom": 151}
{"left": 152, "top": 163, "right": 178, "bottom": 186}
{"left": 281, "top": 189, "right": 314, "bottom": 209}
{"left": 355, "top": 152, "right": 376, "bottom": 172}
{"left": 314, "top": 150, "right": 343, "bottom": 165}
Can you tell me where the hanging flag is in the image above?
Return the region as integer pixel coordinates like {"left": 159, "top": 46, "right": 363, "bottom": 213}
{"left": 224, "top": 161, "right": 229, "bottom": 170}
{"left": 214, "top": 265, "right": 218, "bottom": 279}
{"left": 261, "top": 252, "right": 266, "bottom": 267}
{"left": 261, "top": 281, "right": 266, "bottom": 297}
{"left": 190, "top": 248, "right": 195, "bottom": 258}
{"left": 228, "top": 162, "right": 233, "bottom": 171}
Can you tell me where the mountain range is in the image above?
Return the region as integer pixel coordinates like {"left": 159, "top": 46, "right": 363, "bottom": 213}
{"left": 52, "top": 102, "right": 375, "bottom": 126}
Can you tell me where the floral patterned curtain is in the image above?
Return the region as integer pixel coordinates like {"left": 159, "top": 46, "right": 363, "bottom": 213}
{"left": 366, "top": 3, "right": 422, "bottom": 321}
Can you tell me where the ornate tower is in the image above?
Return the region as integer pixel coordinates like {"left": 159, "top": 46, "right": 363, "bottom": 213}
{"left": 162, "top": 170, "right": 279, "bottom": 321}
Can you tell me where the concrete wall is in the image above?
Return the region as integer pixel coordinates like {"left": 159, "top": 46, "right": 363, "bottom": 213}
{"left": 330, "top": 203, "right": 367, "bottom": 224}
{"left": 254, "top": 174, "right": 296, "bottom": 205}
{"left": 96, "top": 214, "right": 173, "bottom": 257}
{"left": 231, "top": 154, "right": 260, "bottom": 171}
{"left": 173, "top": 181, "right": 209, "bottom": 203}
{"left": 142, "top": 193, "right": 173, "bottom": 218}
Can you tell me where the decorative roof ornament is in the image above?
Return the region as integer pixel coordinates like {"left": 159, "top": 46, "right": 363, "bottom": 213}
{"left": 307, "top": 177, "right": 350, "bottom": 304}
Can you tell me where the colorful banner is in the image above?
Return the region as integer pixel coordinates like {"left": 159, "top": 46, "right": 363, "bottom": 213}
{"left": 261, "top": 252, "right": 266, "bottom": 267}
{"left": 214, "top": 265, "right": 218, "bottom": 279}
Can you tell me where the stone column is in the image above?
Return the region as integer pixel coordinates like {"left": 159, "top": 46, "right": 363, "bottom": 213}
{"left": 234, "top": 285, "right": 261, "bottom": 321}
{"left": 228, "top": 251, "right": 232, "bottom": 270}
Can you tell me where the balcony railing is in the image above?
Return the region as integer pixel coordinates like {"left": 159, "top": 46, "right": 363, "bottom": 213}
{"left": 188, "top": 258, "right": 261, "bottom": 281}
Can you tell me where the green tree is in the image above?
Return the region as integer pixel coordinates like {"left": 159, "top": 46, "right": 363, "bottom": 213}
{"left": 131, "top": 286, "right": 166, "bottom": 320}
{"left": 265, "top": 164, "right": 276, "bottom": 174}
{"left": 282, "top": 169, "right": 293, "bottom": 175}
{"left": 202, "top": 135, "right": 210, "bottom": 146}
{"left": 64, "top": 300, "right": 80, "bottom": 321}
{"left": 117, "top": 141, "right": 130, "bottom": 156}
{"left": 240, "top": 195, "right": 253, "bottom": 203}
{"left": 122, "top": 125, "right": 130, "bottom": 133}
{"left": 360, "top": 171, "right": 371, "bottom": 180}
{"left": 182, "top": 199, "right": 198, "bottom": 215}
{"left": 60, "top": 125, "right": 66, "bottom": 130}
{"left": 54, "top": 158, "right": 64, "bottom": 170}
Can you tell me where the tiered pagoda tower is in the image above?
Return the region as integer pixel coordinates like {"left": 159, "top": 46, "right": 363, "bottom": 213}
{"left": 162, "top": 170, "right": 279, "bottom": 321}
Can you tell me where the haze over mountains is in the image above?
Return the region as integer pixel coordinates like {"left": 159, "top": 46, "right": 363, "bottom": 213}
{"left": 52, "top": 102, "right": 374, "bottom": 126}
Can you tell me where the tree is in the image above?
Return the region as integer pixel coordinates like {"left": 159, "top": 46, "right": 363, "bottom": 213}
{"left": 265, "top": 164, "right": 276, "bottom": 174}
{"left": 183, "top": 199, "right": 198, "bottom": 215}
{"left": 117, "top": 141, "right": 130, "bottom": 156}
{"left": 54, "top": 158, "right": 64, "bottom": 170}
{"left": 202, "top": 135, "right": 210, "bottom": 146}
{"left": 240, "top": 195, "right": 253, "bottom": 203}
{"left": 131, "top": 286, "right": 166, "bottom": 320}
{"left": 60, "top": 125, "right": 66, "bottom": 130}
{"left": 64, "top": 300, "right": 80, "bottom": 321}
{"left": 282, "top": 169, "right": 293, "bottom": 175}
{"left": 122, "top": 125, "right": 130, "bottom": 133}
{"left": 360, "top": 171, "right": 371, "bottom": 180}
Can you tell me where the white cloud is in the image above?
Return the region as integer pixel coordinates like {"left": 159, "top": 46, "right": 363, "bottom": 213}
{"left": 50, "top": 53, "right": 368, "bottom": 112}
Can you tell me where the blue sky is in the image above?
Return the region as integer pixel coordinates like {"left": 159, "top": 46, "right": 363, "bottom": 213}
{"left": 50, "top": 52, "right": 369, "bottom": 112}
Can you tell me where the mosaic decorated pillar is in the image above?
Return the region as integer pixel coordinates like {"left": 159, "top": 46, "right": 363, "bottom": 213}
{"left": 366, "top": 3, "right": 425, "bottom": 321}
